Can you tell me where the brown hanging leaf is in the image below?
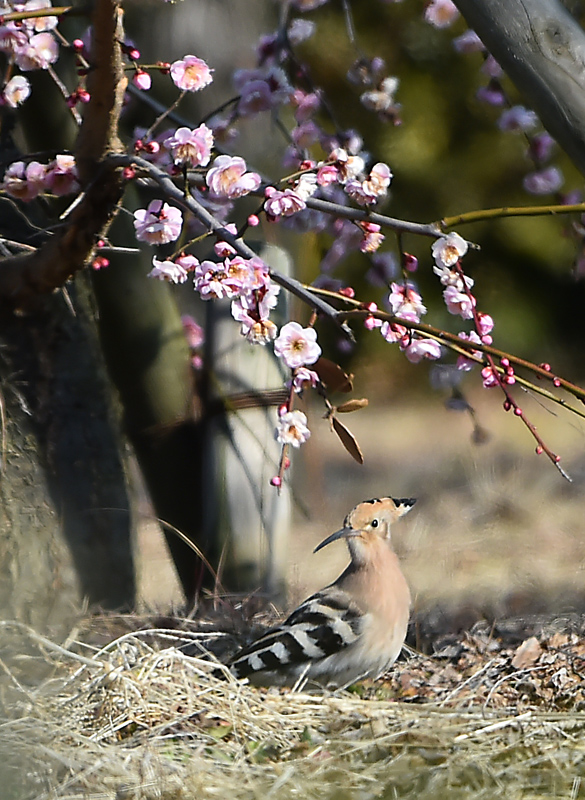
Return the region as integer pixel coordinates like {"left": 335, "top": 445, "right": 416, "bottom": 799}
{"left": 313, "top": 358, "right": 353, "bottom": 393}
{"left": 331, "top": 415, "right": 364, "bottom": 464}
{"left": 335, "top": 398, "right": 369, "bottom": 413}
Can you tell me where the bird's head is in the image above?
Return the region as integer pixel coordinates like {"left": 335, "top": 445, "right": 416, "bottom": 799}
{"left": 314, "top": 496, "right": 416, "bottom": 562}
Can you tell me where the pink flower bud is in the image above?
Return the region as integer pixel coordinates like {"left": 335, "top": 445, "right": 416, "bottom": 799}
{"left": 247, "top": 214, "right": 260, "bottom": 227}
{"left": 133, "top": 70, "right": 152, "bottom": 91}
{"left": 553, "top": 378, "right": 561, "bottom": 387}
{"left": 514, "top": 407, "right": 523, "bottom": 416}
{"left": 404, "top": 253, "right": 418, "bottom": 272}
{"left": 270, "top": 476, "right": 282, "bottom": 487}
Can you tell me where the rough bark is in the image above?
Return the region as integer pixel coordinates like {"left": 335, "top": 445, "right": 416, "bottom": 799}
{"left": 0, "top": 277, "right": 135, "bottom": 628}
{"left": 453, "top": 0, "right": 585, "bottom": 177}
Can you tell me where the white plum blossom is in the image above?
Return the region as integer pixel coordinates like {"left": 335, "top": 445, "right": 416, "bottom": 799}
{"left": 432, "top": 232, "right": 468, "bottom": 268}
{"left": 274, "top": 321, "right": 321, "bottom": 369}
{"left": 275, "top": 409, "right": 311, "bottom": 448}
{"left": 148, "top": 257, "right": 189, "bottom": 284}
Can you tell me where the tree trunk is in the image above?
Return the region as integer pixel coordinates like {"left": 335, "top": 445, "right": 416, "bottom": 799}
{"left": 454, "top": 0, "right": 585, "bottom": 178}
{"left": 0, "top": 277, "right": 135, "bottom": 630}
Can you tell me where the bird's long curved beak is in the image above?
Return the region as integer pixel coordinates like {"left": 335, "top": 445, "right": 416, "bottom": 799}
{"left": 314, "top": 527, "right": 358, "bottom": 553}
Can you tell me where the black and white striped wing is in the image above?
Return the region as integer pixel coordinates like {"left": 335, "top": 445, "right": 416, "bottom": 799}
{"left": 229, "top": 588, "right": 364, "bottom": 681}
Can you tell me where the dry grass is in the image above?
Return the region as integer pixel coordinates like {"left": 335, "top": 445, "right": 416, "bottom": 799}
{"left": 3, "top": 616, "right": 585, "bottom": 800}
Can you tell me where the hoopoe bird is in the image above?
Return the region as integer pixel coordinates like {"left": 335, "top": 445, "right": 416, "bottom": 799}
{"left": 227, "top": 496, "right": 415, "bottom": 689}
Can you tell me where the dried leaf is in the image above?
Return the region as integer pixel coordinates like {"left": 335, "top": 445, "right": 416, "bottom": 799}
{"left": 511, "top": 636, "right": 542, "bottom": 670}
{"left": 313, "top": 358, "right": 353, "bottom": 393}
{"left": 331, "top": 415, "right": 364, "bottom": 464}
{"left": 336, "top": 398, "right": 369, "bottom": 413}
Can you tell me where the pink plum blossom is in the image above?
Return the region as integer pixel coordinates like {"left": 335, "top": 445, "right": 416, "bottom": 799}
{"left": 231, "top": 292, "right": 279, "bottom": 345}
{"left": 529, "top": 132, "right": 555, "bottom": 163}
{"left": 234, "top": 66, "right": 292, "bottom": 116}
{"left": 316, "top": 164, "right": 339, "bottom": 186}
{"left": 193, "top": 260, "right": 232, "bottom": 300}
{"left": 443, "top": 285, "right": 476, "bottom": 319}
{"left": 387, "top": 281, "right": 427, "bottom": 322}
{"left": 163, "top": 124, "right": 214, "bottom": 167}
{"left": 2, "top": 160, "right": 46, "bottom": 200}
{"left": 453, "top": 30, "right": 485, "bottom": 54}
{"left": 15, "top": 32, "right": 58, "bottom": 70}
{"left": 330, "top": 148, "right": 365, "bottom": 184}
{"left": 205, "top": 155, "right": 261, "bottom": 198}
{"left": 264, "top": 188, "right": 306, "bottom": 219}
{"left": 291, "top": 88, "right": 321, "bottom": 121}
{"left": 288, "top": 19, "right": 316, "bottom": 45}
{"left": 402, "top": 338, "right": 442, "bottom": 363}
{"left": 133, "top": 199, "right": 183, "bottom": 244}
{"left": 0, "top": 25, "right": 29, "bottom": 57}
{"left": 481, "top": 365, "right": 499, "bottom": 387}
{"left": 380, "top": 321, "right": 407, "bottom": 343}
{"left": 523, "top": 167, "right": 564, "bottom": 195}
{"left": 275, "top": 409, "right": 311, "bottom": 448}
{"left": 498, "top": 106, "right": 538, "bottom": 133}
{"left": 170, "top": 55, "right": 213, "bottom": 92}
{"left": 181, "top": 315, "right": 205, "bottom": 349}
{"left": 147, "top": 257, "right": 189, "bottom": 284}
{"left": 456, "top": 331, "right": 482, "bottom": 371}
{"left": 477, "top": 312, "right": 494, "bottom": 337}
{"left": 359, "top": 222, "right": 384, "bottom": 253}
{"left": 290, "top": 367, "right": 319, "bottom": 394}
{"left": 22, "top": 0, "right": 59, "bottom": 31}
{"left": 481, "top": 56, "right": 504, "bottom": 79}
{"left": 432, "top": 232, "right": 468, "bottom": 268}
{"left": 3, "top": 75, "right": 30, "bottom": 107}
{"left": 424, "top": 0, "right": 459, "bottom": 28}
{"left": 44, "top": 155, "right": 79, "bottom": 196}
{"left": 132, "top": 70, "right": 151, "bottom": 91}
{"left": 274, "top": 321, "right": 321, "bottom": 369}
{"left": 345, "top": 162, "right": 392, "bottom": 205}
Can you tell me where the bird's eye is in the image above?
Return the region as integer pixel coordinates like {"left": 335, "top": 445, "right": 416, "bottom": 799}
{"left": 371, "top": 519, "right": 379, "bottom": 528}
